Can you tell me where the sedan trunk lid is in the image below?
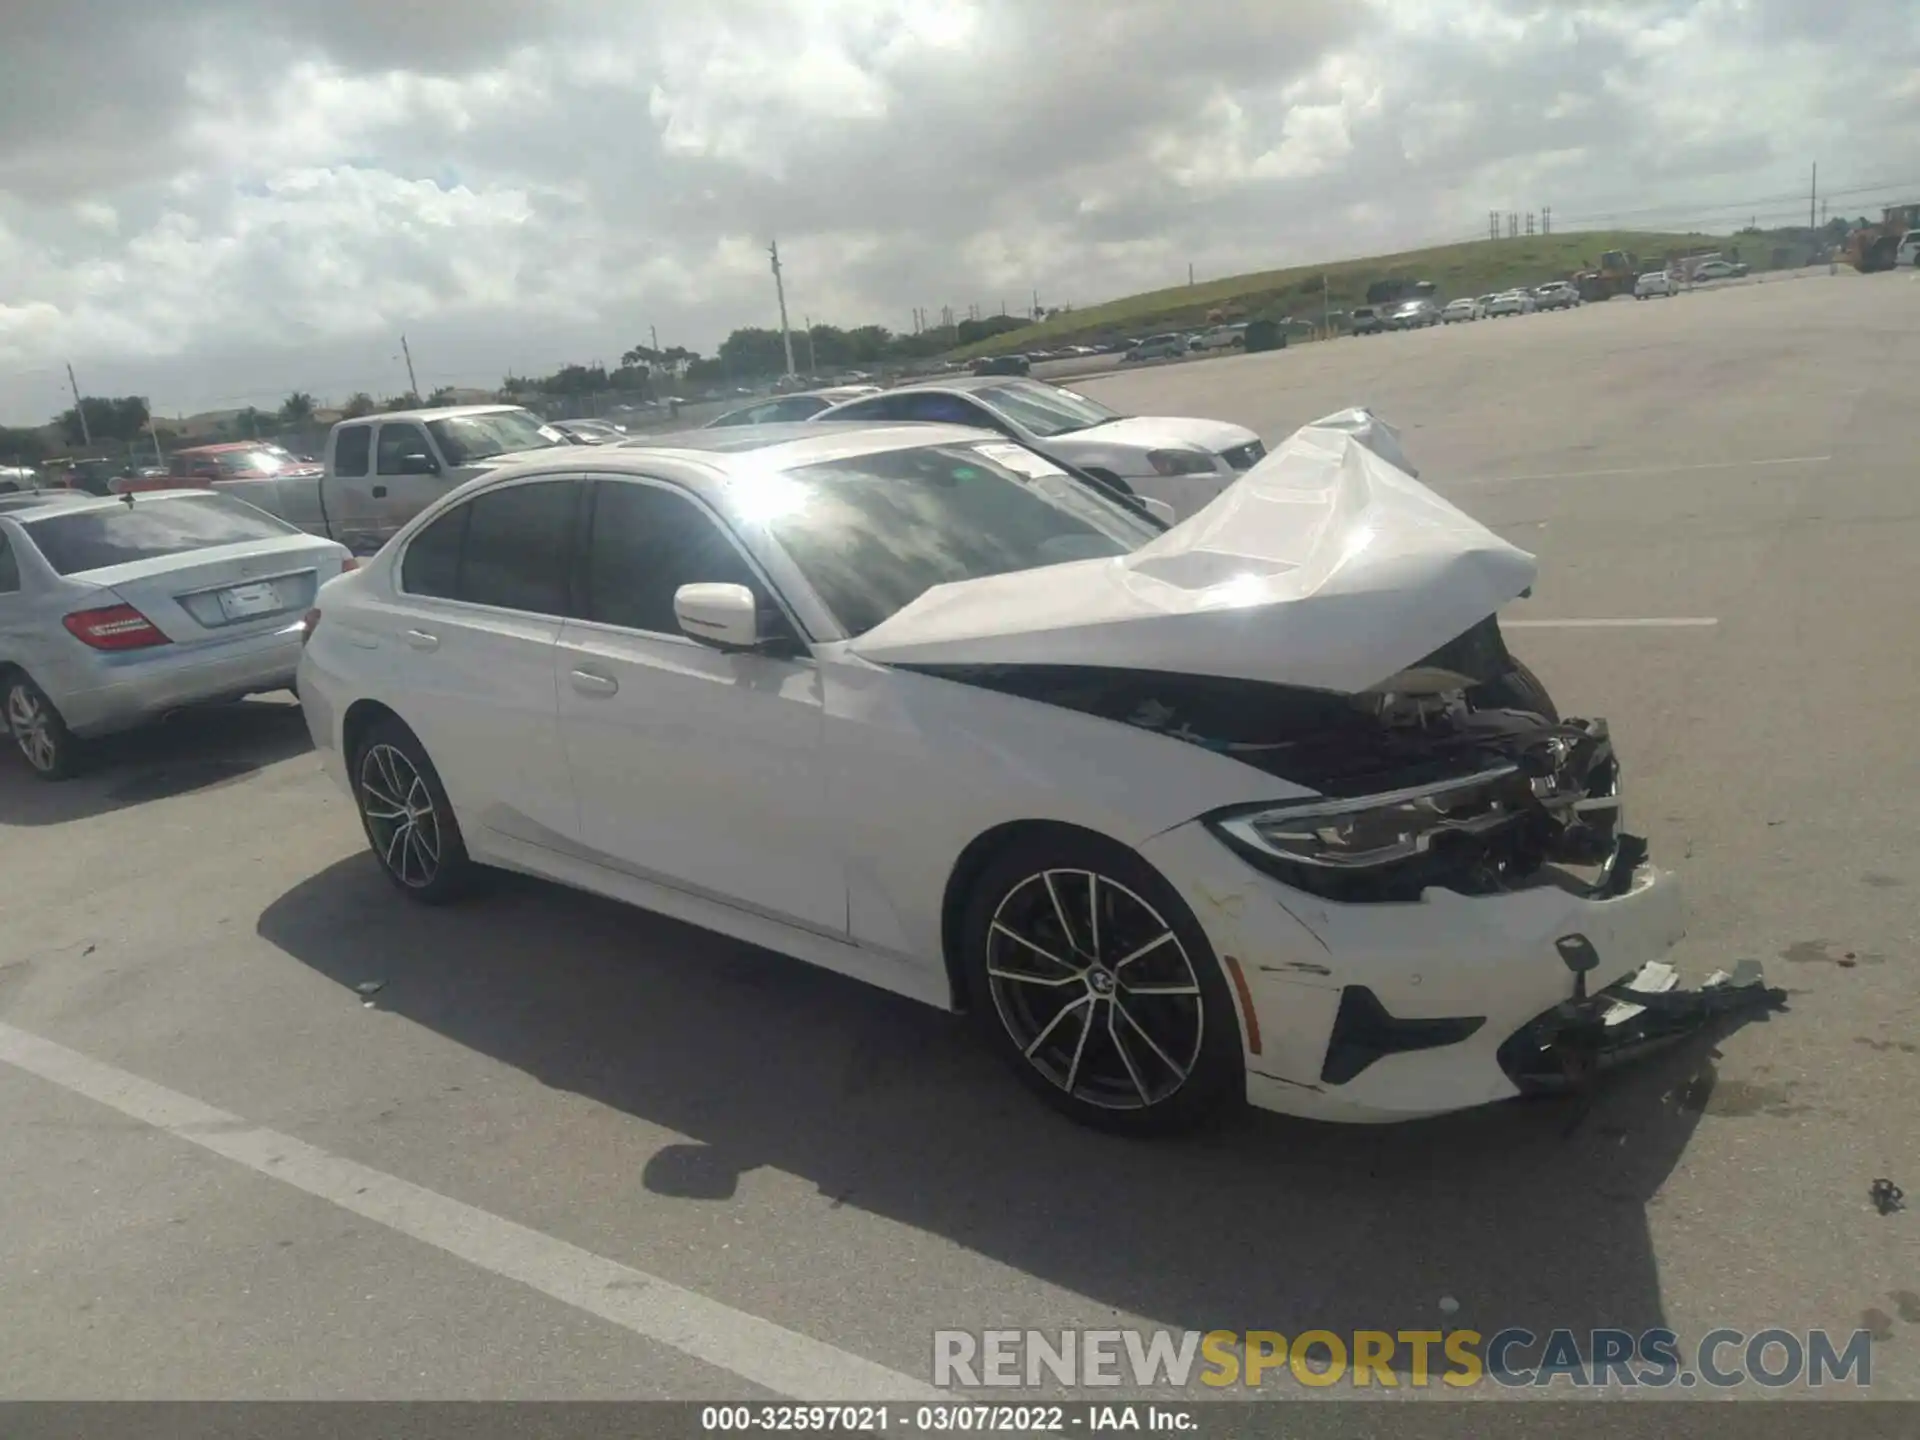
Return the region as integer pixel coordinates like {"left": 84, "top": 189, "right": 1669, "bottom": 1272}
{"left": 1054, "top": 414, "right": 1259, "bottom": 457}
{"left": 83, "top": 534, "right": 350, "bottom": 644}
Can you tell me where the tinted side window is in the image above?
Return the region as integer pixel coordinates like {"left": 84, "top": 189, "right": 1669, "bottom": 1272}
{"left": 457, "top": 481, "right": 578, "bottom": 615}
{"left": 818, "top": 396, "right": 895, "bottom": 423}
{"left": 376, "top": 424, "right": 432, "bottom": 476}
{"left": 584, "top": 481, "right": 761, "bottom": 634}
{"left": 400, "top": 505, "right": 467, "bottom": 599}
{"left": 0, "top": 534, "right": 18, "bottom": 593}
{"left": 333, "top": 425, "right": 372, "bottom": 477}
{"left": 897, "top": 393, "right": 998, "bottom": 427}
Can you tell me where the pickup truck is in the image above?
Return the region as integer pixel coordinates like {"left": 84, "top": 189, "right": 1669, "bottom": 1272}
{"left": 215, "top": 404, "right": 575, "bottom": 553}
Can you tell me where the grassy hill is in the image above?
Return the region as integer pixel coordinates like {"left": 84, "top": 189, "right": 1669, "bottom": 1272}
{"left": 951, "top": 229, "right": 1744, "bottom": 358}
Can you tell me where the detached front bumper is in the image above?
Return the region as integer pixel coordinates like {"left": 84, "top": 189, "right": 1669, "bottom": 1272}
{"left": 1139, "top": 821, "right": 1696, "bottom": 1124}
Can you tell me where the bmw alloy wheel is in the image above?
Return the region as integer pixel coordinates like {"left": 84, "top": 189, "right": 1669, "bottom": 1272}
{"left": 985, "top": 868, "right": 1205, "bottom": 1111}
{"left": 358, "top": 742, "right": 443, "bottom": 888}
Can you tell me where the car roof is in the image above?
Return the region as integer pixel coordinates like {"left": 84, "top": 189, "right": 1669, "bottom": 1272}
{"left": 865, "top": 376, "right": 1045, "bottom": 397}
{"left": 0, "top": 491, "right": 99, "bottom": 515}
{"left": 482, "top": 422, "right": 998, "bottom": 501}
{"left": 0, "top": 488, "right": 216, "bottom": 518}
{"left": 339, "top": 404, "right": 525, "bottom": 425}
{"left": 175, "top": 441, "right": 272, "bottom": 456}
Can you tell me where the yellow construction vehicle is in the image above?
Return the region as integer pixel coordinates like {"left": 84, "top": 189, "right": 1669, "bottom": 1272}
{"left": 1846, "top": 204, "right": 1920, "bottom": 273}
{"left": 1573, "top": 250, "right": 1639, "bottom": 302}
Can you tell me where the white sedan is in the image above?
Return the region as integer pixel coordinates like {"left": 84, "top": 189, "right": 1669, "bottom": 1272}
{"left": 1441, "top": 298, "right": 1478, "bottom": 323}
{"left": 297, "top": 411, "right": 1703, "bottom": 1133}
{"left": 1484, "top": 291, "right": 1536, "bottom": 317}
{"left": 1635, "top": 271, "right": 1676, "bottom": 299}
{"left": 812, "top": 377, "right": 1264, "bottom": 522}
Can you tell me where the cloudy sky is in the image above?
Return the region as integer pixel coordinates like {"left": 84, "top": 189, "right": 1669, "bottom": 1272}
{"left": 2, "top": 0, "right": 1916, "bottom": 424}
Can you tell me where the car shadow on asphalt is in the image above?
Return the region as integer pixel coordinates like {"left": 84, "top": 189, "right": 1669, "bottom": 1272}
{"left": 258, "top": 856, "right": 1775, "bottom": 1375}
{"left": 0, "top": 697, "right": 313, "bottom": 826}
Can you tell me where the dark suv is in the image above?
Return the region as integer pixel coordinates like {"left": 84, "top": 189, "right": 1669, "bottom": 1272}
{"left": 969, "top": 354, "right": 1031, "bottom": 376}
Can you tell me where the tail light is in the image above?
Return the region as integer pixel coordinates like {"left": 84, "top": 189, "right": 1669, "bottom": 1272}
{"left": 300, "top": 608, "right": 322, "bottom": 646}
{"left": 340, "top": 556, "right": 359, "bottom": 572}
{"left": 63, "top": 603, "right": 168, "bottom": 650}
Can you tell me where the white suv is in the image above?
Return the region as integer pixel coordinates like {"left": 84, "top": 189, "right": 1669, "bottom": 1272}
{"left": 1898, "top": 231, "right": 1920, "bottom": 268}
{"left": 1635, "top": 271, "right": 1675, "bottom": 299}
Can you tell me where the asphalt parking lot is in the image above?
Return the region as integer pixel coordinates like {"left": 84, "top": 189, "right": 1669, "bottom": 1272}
{"left": 2, "top": 268, "right": 1917, "bottom": 1405}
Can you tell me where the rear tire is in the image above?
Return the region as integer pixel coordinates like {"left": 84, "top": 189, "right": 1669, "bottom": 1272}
{"left": 4, "top": 672, "right": 80, "bottom": 780}
{"left": 350, "top": 717, "right": 484, "bottom": 903}
{"left": 959, "top": 831, "right": 1245, "bottom": 1136}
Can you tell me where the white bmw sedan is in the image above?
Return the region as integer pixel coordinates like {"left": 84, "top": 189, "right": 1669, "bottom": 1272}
{"left": 297, "top": 414, "right": 1689, "bottom": 1133}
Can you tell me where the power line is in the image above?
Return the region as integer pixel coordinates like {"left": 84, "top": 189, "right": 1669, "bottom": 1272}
{"left": 1555, "top": 175, "right": 1920, "bottom": 226}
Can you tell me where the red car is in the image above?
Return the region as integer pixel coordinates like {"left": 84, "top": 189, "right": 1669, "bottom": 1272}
{"left": 114, "top": 442, "right": 322, "bottom": 493}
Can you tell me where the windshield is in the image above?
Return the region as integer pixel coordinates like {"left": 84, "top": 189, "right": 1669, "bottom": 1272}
{"left": 722, "top": 440, "right": 1158, "bottom": 636}
{"left": 974, "top": 381, "right": 1119, "bottom": 438}
{"left": 425, "top": 409, "right": 565, "bottom": 465}
{"left": 22, "top": 494, "right": 297, "bottom": 575}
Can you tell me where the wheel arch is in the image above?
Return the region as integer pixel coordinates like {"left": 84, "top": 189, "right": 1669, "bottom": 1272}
{"left": 938, "top": 818, "right": 1133, "bottom": 1011}
{"left": 341, "top": 697, "right": 410, "bottom": 765}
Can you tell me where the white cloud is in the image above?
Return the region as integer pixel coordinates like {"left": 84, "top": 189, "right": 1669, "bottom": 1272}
{"left": 1, "top": 0, "right": 1916, "bottom": 421}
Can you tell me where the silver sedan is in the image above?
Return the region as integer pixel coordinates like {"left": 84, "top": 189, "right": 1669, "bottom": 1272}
{"left": 0, "top": 489, "right": 352, "bottom": 778}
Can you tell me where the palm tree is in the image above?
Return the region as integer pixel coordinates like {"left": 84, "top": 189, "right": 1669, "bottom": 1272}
{"left": 426, "top": 386, "right": 457, "bottom": 406}
{"left": 341, "top": 392, "right": 376, "bottom": 419}
{"left": 280, "top": 391, "right": 316, "bottom": 426}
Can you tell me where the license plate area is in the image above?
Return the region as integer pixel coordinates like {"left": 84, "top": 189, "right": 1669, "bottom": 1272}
{"left": 176, "top": 569, "right": 316, "bottom": 629}
{"left": 218, "top": 581, "right": 283, "bottom": 620}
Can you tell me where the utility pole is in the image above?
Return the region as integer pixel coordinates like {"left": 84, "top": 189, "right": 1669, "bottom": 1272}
{"left": 1809, "top": 162, "right": 1817, "bottom": 232}
{"left": 148, "top": 403, "right": 164, "bottom": 466}
{"left": 1032, "top": 289, "right": 1040, "bottom": 320}
{"left": 650, "top": 324, "right": 659, "bottom": 353}
{"left": 65, "top": 363, "right": 92, "bottom": 447}
{"left": 1489, "top": 211, "right": 1500, "bottom": 243}
{"left": 1543, "top": 205, "right": 1551, "bottom": 235}
{"left": 802, "top": 315, "right": 816, "bottom": 373}
{"left": 1188, "top": 263, "right": 1195, "bottom": 286}
{"left": 768, "top": 239, "right": 796, "bottom": 377}
{"left": 400, "top": 335, "right": 419, "bottom": 398}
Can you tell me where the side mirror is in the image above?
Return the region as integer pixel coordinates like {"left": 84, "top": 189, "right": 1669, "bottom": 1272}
{"left": 399, "top": 452, "right": 440, "bottom": 475}
{"left": 1141, "top": 497, "right": 1177, "bottom": 526}
{"left": 674, "top": 582, "right": 761, "bottom": 651}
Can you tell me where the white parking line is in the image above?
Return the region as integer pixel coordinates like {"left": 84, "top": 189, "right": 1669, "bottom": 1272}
{"left": 1473, "top": 455, "right": 1829, "bottom": 484}
{"left": 0, "top": 1019, "right": 939, "bottom": 1401}
{"left": 1503, "top": 617, "right": 1718, "bottom": 628}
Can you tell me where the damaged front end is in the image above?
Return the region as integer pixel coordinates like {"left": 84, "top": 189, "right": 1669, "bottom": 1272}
{"left": 911, "top": 615, "right": 1631, "bottom": 906}
{"left": 1497, "top": 959, "right": 1788, "bottom": 1097}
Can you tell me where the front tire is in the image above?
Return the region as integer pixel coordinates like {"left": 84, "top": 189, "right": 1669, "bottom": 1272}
{"left": 960, "top": 833, "right": 1245, "bottom": 1135}
{"left": 4, "top": 673, "right": 79, "bottom": 780}
{"left": 350, "top": 718, "right": 482, "bottom": 903}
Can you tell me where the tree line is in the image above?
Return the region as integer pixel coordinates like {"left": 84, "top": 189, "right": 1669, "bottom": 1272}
{"left": 506, "top": 314, "right": 1028, "bottom": 397}
{"left": 0, "top": 312, "right": 1034, "bottom": 466}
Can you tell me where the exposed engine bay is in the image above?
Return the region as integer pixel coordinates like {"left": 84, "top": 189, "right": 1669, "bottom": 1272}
{"left": 910, "top": 616, "right": 1628, "bottom": 903}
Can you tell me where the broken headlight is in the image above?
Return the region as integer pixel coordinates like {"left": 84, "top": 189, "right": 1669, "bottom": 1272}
{"left": 1208, "top": 766, "right": 1530, "bottom": 900}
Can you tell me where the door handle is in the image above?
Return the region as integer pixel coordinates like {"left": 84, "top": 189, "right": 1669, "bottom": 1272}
{"left": 570, "top": 668, "right": 619, "bottom": 697}
{"left": 372, "top": 485, "right": 388, "bottom": 498}
{"left": 404, "top": 629, "right": 439, "bottom": 652}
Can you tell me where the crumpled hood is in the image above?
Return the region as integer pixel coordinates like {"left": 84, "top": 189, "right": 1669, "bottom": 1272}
{"left": 1054, "top": 414, "right": 1258, "bottom": 456}
{"left": 846, "top": 408, "right": 1537, "bottom": 694}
